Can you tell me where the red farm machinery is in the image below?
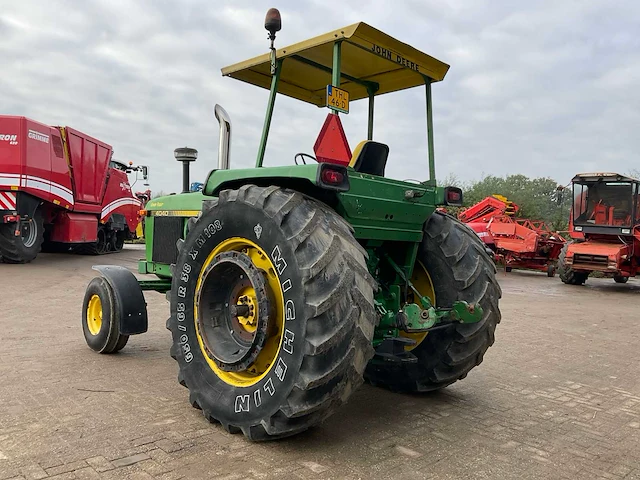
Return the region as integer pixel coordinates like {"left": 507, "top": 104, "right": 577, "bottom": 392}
{"left": 558, "top": 172, "right": 640, "bottom": 285}
{"left": 0, "top": 115, "right": 147, "bottom": 263}
{"left": 459, "top": 195, "right": 566, "bottom": 276}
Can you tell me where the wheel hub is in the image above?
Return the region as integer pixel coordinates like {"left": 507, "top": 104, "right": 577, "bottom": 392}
{"left": 20, "top": 218, "right": 37, "bottom": 248}
{"left": 86, "top": 294, "right": 103, "bottom": 335}
{"left": 196, "top": 251, "right": 273, "bottom": 372}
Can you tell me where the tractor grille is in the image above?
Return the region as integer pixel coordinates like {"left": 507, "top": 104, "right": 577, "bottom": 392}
{"left": 573, "top": 254, "right": 609, "bottom": 267}
{"left": 152, "top": 217, "right": 184, "bottom": 265}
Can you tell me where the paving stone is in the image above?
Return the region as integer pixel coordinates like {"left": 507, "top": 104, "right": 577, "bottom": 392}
{"left": 111, "top": 453, "right": 150, "bottom": 468}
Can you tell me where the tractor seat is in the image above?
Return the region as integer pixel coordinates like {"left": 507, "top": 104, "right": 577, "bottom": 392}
{"left": 348, "top": 140, "right": 389, "bottom": 177}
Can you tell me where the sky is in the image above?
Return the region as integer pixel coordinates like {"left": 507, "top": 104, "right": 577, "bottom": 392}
{"left": 1, "top": 0, "right": 639, "bottom": 195}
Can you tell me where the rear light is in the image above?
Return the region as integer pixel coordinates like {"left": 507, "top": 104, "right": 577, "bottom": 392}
{"left": 321, "top": 169, "right": 344, "bottom": 185}
{"left": 139, "top": 209, "right": 147, "bottom": 216}
{"left": 443, "top": 186, "right": 463, "bottom": 206}
{"left": 2, "top": 214, "right": 18, "bottom": 223}
{"left": 316, "top": 164, "right": 350, "bottom": 192}
{"left": 447, "top": 190, "right": 461, "bottom": 202}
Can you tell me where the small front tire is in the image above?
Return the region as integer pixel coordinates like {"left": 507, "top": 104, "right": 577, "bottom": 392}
{"left": 547, "top": 264, "right": 555, "bottom": 277}
{"left": 82, "top": 277, "right": 129, "bottom": 353}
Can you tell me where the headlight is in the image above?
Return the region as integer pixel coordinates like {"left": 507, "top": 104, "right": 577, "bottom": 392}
{"left": 622, "top": 228, "right": 631, "bottom": 234}
{"left": 574, "top": 226, "right": 583, "bottom": 232}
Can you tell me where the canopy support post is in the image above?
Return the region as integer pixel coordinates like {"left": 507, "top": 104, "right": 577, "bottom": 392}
{"left": 329, "top": 41, "right": 342, "bottom": 115}
{"left": 367, "top": 87, "right": 375, "bottom": 140}
{"left": 256, "top": 58, "right": 284, "bottom": 168}
{"left": 425, "top": 77, "right": 436, "bottom": 185}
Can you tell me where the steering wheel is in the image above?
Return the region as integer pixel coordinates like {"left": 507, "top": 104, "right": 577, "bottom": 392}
{"left": 294, "top": 153, "right": 317, "bottom": 165}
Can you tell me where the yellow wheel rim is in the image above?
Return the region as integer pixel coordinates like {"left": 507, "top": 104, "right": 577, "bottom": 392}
{"left": 86, "top": 294, "right": 103, "bottom": 336}
{"left": 401, "top": 261, "right": 436, "bottom": 351}
{"left": 194, "top": 237, "right": 285, "bottom": 387}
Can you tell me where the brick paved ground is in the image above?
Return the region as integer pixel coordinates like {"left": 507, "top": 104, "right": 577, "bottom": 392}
{"left": 1, "top": 246, "right": 639, "bottom": 479}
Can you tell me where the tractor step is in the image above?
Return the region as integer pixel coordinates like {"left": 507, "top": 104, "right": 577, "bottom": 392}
{"left": 373, "top": 337, "right": 418, "bottom": 363}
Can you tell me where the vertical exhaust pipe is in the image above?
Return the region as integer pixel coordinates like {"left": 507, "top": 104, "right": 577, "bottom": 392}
{"left": 215, "top": 104, "right": 232, "bottom": 170}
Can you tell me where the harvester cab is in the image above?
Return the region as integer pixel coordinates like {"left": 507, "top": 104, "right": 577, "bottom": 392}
{"left": 571, "top": 174, "right": 638, "bottom": 230}
{"left": 559, "top": 172, "right": 640, "bottom": 285}
{"left": 81, "top": 10, "right": 501, "bottom": 442}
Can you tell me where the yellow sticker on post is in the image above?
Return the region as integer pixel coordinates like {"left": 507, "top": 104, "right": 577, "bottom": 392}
{"left": 326, "top": 85, "right": 349, "bottom": 114}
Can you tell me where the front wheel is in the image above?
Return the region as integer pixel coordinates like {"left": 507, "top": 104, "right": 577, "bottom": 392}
{"left": 547, "top": 264, "right": 556, "bottom": 277}
{"left": 82, "top": 277, "right": 129, "bottom": 353}
{"left": 558, "top": 243, "right": 589, "bottom": 285}
{"left": 168, "top": 185, "right": 377, "bottom": 441}
{"left": 614, "top": 275, "right": 629, "bottom": 284}
{"left": 364, "top": 211, "right": 502, "bottom": 392}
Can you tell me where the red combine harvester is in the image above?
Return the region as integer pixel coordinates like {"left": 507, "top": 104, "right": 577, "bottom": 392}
{"left": 0, "top": 115, "right": 147, "bottom": 263}
{"left": 558, "top": 172, "right": 640, "bottom": 285}
{"left": 459, "top": 195, "right": 566, "bottom": 276}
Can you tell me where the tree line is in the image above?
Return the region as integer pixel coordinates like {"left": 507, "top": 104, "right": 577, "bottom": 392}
{"left": 440, "top": 173, "right": 571, "bottom": 231}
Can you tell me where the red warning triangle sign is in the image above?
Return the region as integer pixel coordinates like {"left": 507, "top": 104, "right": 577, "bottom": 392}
{"left": 313, "top": 113, "right": 352, "bottom": 166}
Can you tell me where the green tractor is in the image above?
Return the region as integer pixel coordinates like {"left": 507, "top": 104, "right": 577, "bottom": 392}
{"left": 81, "top": 10, "right": 502, "bottom": 441}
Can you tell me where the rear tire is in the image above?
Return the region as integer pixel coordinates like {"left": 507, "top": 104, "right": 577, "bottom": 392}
{"left": 558, "top": 243, "right": 589, "bottom": 285}
{"left": 0, "top": 208, "right": 44, "bottom": 264}
{"left": 168, "top": 185, "right": 377, "bottom": 441}
{"left": 364, "top": 211, "right": 502, "bottom": 392}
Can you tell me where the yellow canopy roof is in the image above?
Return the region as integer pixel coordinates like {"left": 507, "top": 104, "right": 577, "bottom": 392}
{"left": 221, "top": 22, "right": 450, "bottom": 107}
